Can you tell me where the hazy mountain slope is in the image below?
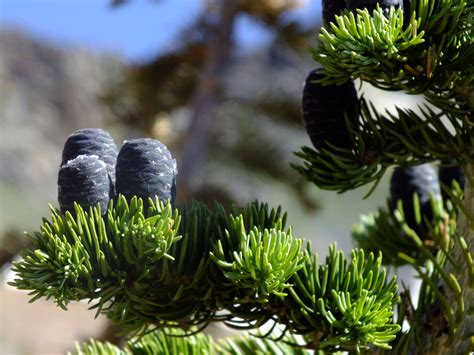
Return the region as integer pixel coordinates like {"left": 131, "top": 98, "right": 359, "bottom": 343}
{"left": 0, "top": 30, "right": 122, "bottom": 231}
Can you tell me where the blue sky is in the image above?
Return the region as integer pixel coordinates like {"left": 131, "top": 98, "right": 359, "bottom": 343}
{"left": 0, "top": 0, "right": 321, "bottom": 61}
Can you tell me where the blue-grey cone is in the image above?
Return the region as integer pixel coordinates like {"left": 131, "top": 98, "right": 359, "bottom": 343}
{"left": 302, "top": 69, "right": 359, "bottom": 150}
{"left": 439, "top": 161, "right": 465, "bottom": 201}
{"left": 390, "top": 164, "right": 441, "bottom": 236}
{"left": 345, "top": 0, "right": 404, "bottom": 16}
{"left": 58, "top": 155, "right": 112, "bottom": 214}
{"left": 115, "top": 138, "right": 177, "bottom": 206}
{"left": 61, "top": 128, "right": 118, "bottom": 184}
{"left": 322, "top": 0, "right": 347, "bottom": 24}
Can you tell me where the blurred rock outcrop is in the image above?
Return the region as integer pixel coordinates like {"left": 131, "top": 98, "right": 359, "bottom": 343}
{"left": 0, "top": 29, "right": 123, "bottom": 232}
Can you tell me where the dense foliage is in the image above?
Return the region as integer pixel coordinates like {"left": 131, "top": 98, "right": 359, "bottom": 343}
{"left": 9, "top": 0, "right": 473, "bottom": 353}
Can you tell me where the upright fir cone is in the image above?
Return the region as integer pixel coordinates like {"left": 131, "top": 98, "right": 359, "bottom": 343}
{"left": 345, "top": 0, "right": 404, "bottom": 16}
{"left": 115, "top": 138, "right": 177, "bottom": 206}
{"left": 302, "top": 69, "right": 359, "bottom": 150}
{"left": 61, "top": 128, "right": 118, "bottom": 185}
{"left": 390, "top": 164, "right": 441, "bottom": 237}
{"left": 322, "top": 0, "right": 347, "bottom": 24}
{"left": 58, "top": 155, "right": 112, "bottom": 214}
{"left": 439, "top": 161, "right": 466, "bottom": 202}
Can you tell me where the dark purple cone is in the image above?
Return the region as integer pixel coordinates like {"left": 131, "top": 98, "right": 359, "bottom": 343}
{"left": 439, "top": 161, "right": 465, "bottom": 201}
{"left": 323, "top": 0, "right": 347, "bottom": 24}
{"left": 115, "top": 138, "right": 177, "bottom": 206}
{"left": 61, "top": 128, "right": 118, "bottom": 184}
{"left": 58, "top": 155, "right": 112, "bottom": 214}
{"left": 302, "top": 69, "right": 359, "bottom": 150}
{"left": 390, "top": 164, "right": 441, "bottom": 237}
{"left": 345, "top": 0, "right": 404, "bottom": 16}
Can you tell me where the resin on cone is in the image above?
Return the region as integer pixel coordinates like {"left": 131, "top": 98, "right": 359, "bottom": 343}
{"left": 61, "top": 128, "right": 118, "bottom": 184}
{"left": 58, "top": 155, "right": 112, "bottom": 214}
{"left": 115, "top": 138, "right": 177, "bottom": 207}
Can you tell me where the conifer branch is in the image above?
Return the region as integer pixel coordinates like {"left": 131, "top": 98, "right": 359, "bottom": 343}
{"left": 8, "top": 1, "right": 473, "bottom": 353}
{"left": 294, "top": 1, "right": 473, "bottom": 194}
{"left": 10, "top": 197, "right": 400, "bottom": 352}
{"left": 352, "top": 169, "right": 473, "bottom": 353}
{"left": 74, "top": 327, "right": 310, "bottom": 355}
{"left": 424, "top": 163, "right": 474, "bottom": 353}
{"left": 294, "top": 99, "right": 472, "bottom": 194}
{"left": 295, "top": 1, "right": 473, "bottom": 352}
{"left": 353, "top": 192, "right": 459, "bottom": 266}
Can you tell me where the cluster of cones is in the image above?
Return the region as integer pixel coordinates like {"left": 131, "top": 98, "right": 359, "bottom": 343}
{"left": 58, "top": 128, "right": 177, "bottom": 214}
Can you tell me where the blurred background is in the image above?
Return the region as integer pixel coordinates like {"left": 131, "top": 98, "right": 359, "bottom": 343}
{"left": 0, "top": 0, "right": 421, "bottom": 353}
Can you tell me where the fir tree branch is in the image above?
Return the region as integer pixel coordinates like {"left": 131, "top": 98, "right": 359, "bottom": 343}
{"left": 297, "top": 1, "right": 473, "bottom": 352}
{"left": 314, "top": 1, "right": 472, "bottom": 103}
{"left": 294, "top": 1, "right": 473, "bottom": 195}
{"left": 74, "top": 327, "right": 215, "bottom": 355}
{"left": 294, "top": 99, "right": 472, "bottom": 194}
{"left": 272, "top": 244, "right": 400, "bottom": 353}
{"left": 74, "top": 327, "right": 312, "bottom": 355}
{"left": 353, "top": 193, "right": 459, "bottom": 266}
{"left": 352, "top": 165, "right": 473, "bottom": 353}
{"left": 9, "top": 197, "right": 181, "bottom": 310}
{"left": 10, "top": 197, "right": 400, "bottom": 352}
